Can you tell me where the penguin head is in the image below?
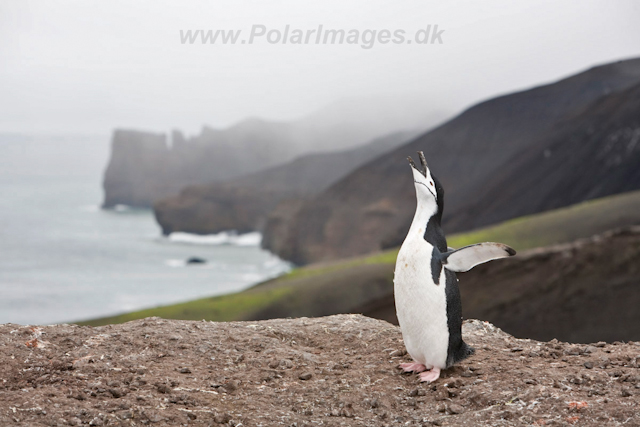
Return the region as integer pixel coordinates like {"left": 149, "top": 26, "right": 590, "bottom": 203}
{"left": 407, "top": 151, "right": 443, "bottom": 211}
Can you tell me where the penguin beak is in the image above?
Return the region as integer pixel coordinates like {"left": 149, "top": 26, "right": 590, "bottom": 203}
{"left": 407, "top": 151, "right": 428, "bottom": 177}
{"left": 418, "top": 151, "right": 429, "bottom": 174}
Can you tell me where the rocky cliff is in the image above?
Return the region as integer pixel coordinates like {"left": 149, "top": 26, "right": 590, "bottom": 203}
{"left": 102, "top": 130, "right": 173, "bottom": 208}
{"left": 262, "top": 57, "right": 640, "bottom": 264}
{"left": 102, "top": 102, "right": 447, "bottom": 209}
{"left": 153, "top": 131, "right": 417, "bottom": 235}
{"left": 103, "top": 120, "right": 305, "bottom": 208}
{"left": 2, "top": 315, "right": 639, "bottom": 426}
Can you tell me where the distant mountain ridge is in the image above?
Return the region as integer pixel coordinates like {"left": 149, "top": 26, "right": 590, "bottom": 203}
{"left": 262, "top": 57, "right": 640, "bottom": 264}
{"left": 102, "top": 99, "right": 447, "bottom": 208}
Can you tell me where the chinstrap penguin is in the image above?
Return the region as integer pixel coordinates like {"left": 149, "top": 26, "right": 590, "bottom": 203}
{"left": 394, "top": 152, "right": 516, "bottom": 383}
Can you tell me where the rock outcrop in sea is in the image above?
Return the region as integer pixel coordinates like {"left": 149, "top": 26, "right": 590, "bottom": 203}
{"left": 103, "top": 121, "right": 309, "bottom": 209}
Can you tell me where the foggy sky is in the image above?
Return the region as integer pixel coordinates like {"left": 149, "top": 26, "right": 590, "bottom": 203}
{"left": 1, "top": 0, "right": 640, "bottom": 136}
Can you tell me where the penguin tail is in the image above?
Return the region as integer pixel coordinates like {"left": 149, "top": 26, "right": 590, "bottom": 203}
{"left": 449, "top": 341, "right": 475, "bottom": 367}
{"left": 464, "top": 343, "right": 476, "bottom": 358}
{"left": 459, "top": 342, "right": 475, "bottom": 361}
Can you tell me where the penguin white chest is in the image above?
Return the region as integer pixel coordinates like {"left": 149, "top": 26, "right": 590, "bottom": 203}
{"left": 394, "top": 237, "right": 449, "bottom": 369}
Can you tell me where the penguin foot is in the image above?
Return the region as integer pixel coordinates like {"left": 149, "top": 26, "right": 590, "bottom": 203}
{"left": 399, "top": 363, "right": 427, "bottom": 373}
{"left": 419, "top": 368, "right": 441, "bottom": 383}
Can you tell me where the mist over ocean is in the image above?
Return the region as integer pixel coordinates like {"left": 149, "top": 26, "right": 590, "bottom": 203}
{"left": 0, "top": 134, "right": 291, "bottom": 325}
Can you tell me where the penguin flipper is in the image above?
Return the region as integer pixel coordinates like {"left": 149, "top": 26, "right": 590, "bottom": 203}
{"left": 441, "top": 242, "right": 516, "bottom": 272}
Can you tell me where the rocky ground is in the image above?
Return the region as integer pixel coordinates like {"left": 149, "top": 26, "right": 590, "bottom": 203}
{"left": 1, "top": 315, "right": 639, "bottom": 426}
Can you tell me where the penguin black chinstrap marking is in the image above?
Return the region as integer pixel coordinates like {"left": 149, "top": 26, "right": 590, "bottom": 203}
{"left": 393, "top": 151, "right": 515, "bottom": 383}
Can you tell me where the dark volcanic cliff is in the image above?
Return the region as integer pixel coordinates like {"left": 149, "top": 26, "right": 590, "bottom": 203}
{"left": 153, "top": 131, "right": 417, "bottom": 235}
{"left": 262, "top": 58, "right": 640, "bottom": 264}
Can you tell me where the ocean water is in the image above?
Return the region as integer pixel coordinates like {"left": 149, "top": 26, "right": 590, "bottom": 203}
{"left": 0, "top": 134, "right": 291, "bottom": 325}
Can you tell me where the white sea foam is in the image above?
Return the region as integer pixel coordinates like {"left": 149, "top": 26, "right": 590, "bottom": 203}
{"left": 79, "top": 204, "right": 100, "bottom": 212}
{"left": 114, "top": 204, "right": 132, "bottom": 212}
{"left": 240, "top": 272, "right": 265, "bottom": 282}
{"left": 167, "top": 231, "right": 262, "bottom": 247}
{"left": 263, "top": 256, "right": 286, "bottom": 268}
{"left": 165, "top": 259, "right": 187, "bottom": 268}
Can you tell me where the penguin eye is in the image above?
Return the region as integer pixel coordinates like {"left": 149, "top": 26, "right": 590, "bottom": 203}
{"left": 429, "top": 181, "right": 434, "bottom": 186}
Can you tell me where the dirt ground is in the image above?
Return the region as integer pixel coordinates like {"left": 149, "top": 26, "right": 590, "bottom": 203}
{"left": 1, "top": 314, "right": 639, "bottom": 426}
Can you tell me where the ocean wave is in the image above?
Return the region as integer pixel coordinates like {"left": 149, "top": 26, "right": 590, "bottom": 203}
{"left": 166, "top": 231, "right": 262, "bottom": 247}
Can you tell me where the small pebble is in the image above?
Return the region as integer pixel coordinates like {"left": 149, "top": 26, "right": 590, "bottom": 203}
{"left": 409, "top": 388, "right": 425, "bottom": 397}
{"left": 223, "top": 380, "right": 238, "bottom": 392}
{"left": 156, "top": 384, "right": 171, "bottom": 394}
{"left": 299, "top": 372, "right": 313, "bottom": 380}
{"left": 448, "top": 403, "right": 464, "bottom": 414}
{"left": 108, "top": 388, "right": 124, "bottom": 398}
{"left": 214, "top": 413, "right": 232, "bottom": 423}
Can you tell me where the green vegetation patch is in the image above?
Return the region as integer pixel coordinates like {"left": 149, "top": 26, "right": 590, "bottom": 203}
{"left": 447, "top": 189, "right": 640, "bottom": 251}
{"left": 274, "top": 248, "right": 398, "bottom": 283}
{"left": 78, "top": 285, "right": 295, "bottom": 326}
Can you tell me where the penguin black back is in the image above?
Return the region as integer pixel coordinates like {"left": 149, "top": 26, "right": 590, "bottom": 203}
{"left": 444, "top": 268, "right": 475, "bottom": 367}
{"left": 419, "top": 171, "right": 475, "bottom": 367}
